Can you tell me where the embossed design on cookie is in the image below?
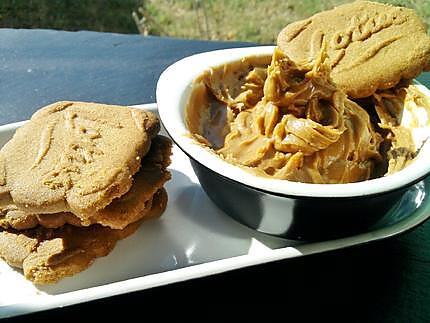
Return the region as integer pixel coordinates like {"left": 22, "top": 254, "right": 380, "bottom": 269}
{"left": 310, "top": 30, "right": 324, "bottom": 59}
{"left": 31, "top": 121, "right": 56, "bottom": 169}
{"left": 283, "top": 19, "right": 312, "bottom": 42}
{"left": 65, "top": 110, "right": 77, "bottom": 130}
{"left": 337, "top": 36, "right": 402, "bottom": 72}
{"left": 332, "top": 32, "right": 350, "bottom": 50}
{"left": 47, "top": 101, "right": 74, "bottom": 115}
{"left": 43, "top": 114, "right": 105, "bottom": 192}
{"left": 331, "top": 12, "right": 407, "bottom": 52}
{"left": 330, "top": 49, "right": 345, "bottom": 68}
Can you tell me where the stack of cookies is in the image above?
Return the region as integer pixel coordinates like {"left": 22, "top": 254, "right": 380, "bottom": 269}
{"left": 0, "top": 101, "right": 172, "bottom": 284}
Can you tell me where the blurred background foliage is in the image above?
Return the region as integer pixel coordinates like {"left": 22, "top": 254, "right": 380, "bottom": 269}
{"left": 0, "top": 0, "right": 429, "bottom": 43}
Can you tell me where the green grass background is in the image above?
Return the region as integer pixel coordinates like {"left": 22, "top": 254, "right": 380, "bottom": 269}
{"left": 1, "top": 0, "right": 429, "bottom": 43}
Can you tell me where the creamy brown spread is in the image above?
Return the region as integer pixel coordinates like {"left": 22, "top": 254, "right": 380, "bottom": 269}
{"left": 186, "top": 48, "right": 430, "bottom": 184}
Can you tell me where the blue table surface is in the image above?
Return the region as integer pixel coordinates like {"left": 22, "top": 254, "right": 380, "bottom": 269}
{"left": 0, "top": 29, "right": 256, "bottom": 125}
{"left": 1, "top": 28, "right": 430, "bottom": 321}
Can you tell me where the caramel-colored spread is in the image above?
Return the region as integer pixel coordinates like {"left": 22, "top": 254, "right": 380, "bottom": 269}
{"left": 186, "top": 48, "right": 430, "bottom": 184}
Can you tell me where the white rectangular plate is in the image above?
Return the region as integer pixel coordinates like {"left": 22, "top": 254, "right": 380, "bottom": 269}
{"left": 1, "top": 103, "right": 429, "bottom": 318}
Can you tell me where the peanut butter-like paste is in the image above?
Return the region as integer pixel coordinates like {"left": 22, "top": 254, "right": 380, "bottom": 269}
{"left": 186, "top": 48, "right": 429, "bottom": 184}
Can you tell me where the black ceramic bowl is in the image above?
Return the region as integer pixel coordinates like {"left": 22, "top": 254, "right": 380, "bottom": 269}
{"left": 156, "top": 46, "right": 430, "bottom": 241}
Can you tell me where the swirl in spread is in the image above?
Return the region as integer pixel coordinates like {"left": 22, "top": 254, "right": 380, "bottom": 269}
{"left": 186, "top": 48, "right": 428, "bottom": 184}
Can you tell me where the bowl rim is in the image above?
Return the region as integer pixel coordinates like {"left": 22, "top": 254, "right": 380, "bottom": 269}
{"left": 156, "top": 45, "right": 430, "bottom": 198}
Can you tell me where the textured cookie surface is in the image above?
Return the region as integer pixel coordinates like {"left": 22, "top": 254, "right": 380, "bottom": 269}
{"left": 0, "top": 101, "right": 160, "bottom": 218}
{"left": 0, "top": 188, "right": 168, "bottom": 284}
{"left": 0, "top": 136, "right": 172, "bottom": 230}
{"left": 277, "top": 1, "right": 430, "bottom": 98}
{"left": 90, "top": 135, "right": 171, "bottom": 228}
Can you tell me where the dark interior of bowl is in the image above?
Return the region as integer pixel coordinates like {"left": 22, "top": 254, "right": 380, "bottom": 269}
{"left": 190, "top": 159, "right": 421, "bottom": 241}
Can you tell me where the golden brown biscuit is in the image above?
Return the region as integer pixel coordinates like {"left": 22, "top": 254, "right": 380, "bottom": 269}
{"left": 277, "top": 1, "right": 430, "bottom": 98}
{"left": 89, "top": 135, "right": 171, "bottom": 228}
{"left": 0, "top": 136, "right": 172, "bottom": 230}
{"left": 0, "top": 101, "right": 160, "bottom": 220}
{"left": 0, "top": 188, "right": 168, "bottom": 284}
